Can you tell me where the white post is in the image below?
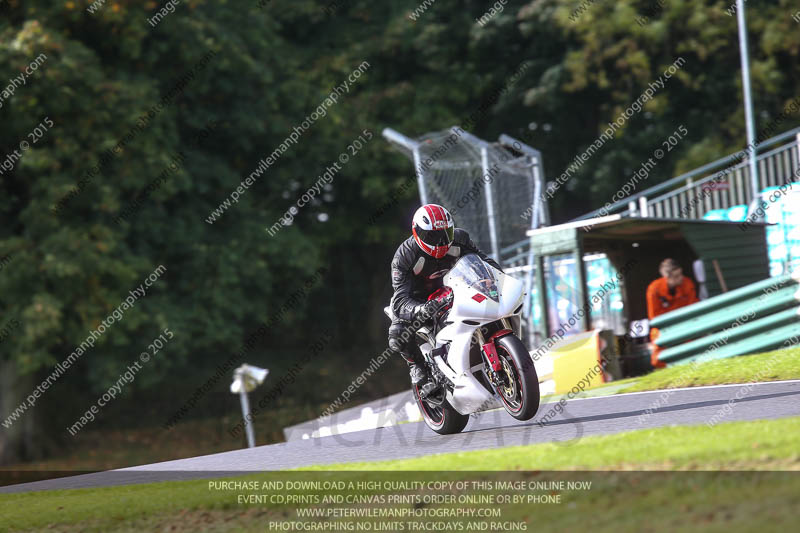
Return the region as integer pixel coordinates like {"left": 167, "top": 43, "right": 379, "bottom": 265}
{"left": 382, "top": 128, "right": 427, "bottom": 204}
{"left": 230, "top": 364, "right": 268, "bottom": 449}
{"left": 736, "top": 0, "right": 760, "bottom": 205}
{"left": 239, "top": 388, "right": 256, "bottom": 448}
{"left": 481, "top": 146, "right": 500, "bottom": 261}
{"left": 524, "top": 156, "right": 541, "bottom": 346}
{"left": 796, "top": 133, "right": 800, "bottom": 170}
{"left": 639, "top": 196, "right": 649, "bottom": 217}
{"left": 413, "top": 147, "right": 429, "bottom": 205}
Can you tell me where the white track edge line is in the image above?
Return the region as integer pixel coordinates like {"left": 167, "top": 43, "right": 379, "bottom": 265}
{"left": 541, "top": 378, "right": 800, "bottom": 405}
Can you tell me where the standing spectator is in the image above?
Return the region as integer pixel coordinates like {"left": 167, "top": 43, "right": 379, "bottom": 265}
{"left": 646, "top": 258, "right": 699, "bottom": 368}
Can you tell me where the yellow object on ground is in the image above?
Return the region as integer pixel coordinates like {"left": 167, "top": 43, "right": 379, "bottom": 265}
{"left": 549, "top": 330, "right": 605, "bottom": 394}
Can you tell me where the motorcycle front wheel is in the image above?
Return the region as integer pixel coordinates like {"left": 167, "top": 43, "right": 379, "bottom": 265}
{"left": 413, "top": 384, "right": 469, "bottom": 435}
{"left": 494, "top": 334, "right": 540, "bottom": 421}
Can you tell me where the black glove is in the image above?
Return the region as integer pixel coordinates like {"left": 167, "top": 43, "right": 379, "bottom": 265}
{"left": 414, "top": 300, "right": 440, "bottom": 321}
{"left": 414, "top": 292, "right": 453, "bottom": 321}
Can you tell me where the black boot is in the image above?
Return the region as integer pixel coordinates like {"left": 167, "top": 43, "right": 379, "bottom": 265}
{"left": 409, "top": 362, "right": 427, "bottom": 384}
{"left": 389, "top": 334, "right": 437, "bottom": 397}
{"left": 409, "top": 361, "right": 437, "bottom": 398}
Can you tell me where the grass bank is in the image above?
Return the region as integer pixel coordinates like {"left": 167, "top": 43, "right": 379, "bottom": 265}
{"left": 2, "top": 417, "right": 798, "bottom": 532}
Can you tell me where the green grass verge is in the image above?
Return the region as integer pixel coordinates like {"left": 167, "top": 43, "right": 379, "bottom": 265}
{"left": 539, "top": 345, "right": 800, "bottom": 404}
{"left": 2, "top": 417, "right": 798, "bottom": 532}
{"left": 299, "top": 416, "right": 800, "bottom": 472}
{"left": 617, "top": 346, "right": 800, "bottom": 393}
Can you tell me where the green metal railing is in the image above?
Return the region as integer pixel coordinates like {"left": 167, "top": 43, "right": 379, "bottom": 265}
{"left": 652, "top": 273, "right": 800, "bottom": 365}
{"left": 501, "top": 126, "right": 800, "bottom": 268}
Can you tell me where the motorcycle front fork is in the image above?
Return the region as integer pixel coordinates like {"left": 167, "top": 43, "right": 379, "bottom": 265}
{"left": 476, "top": 321, "right": 513, "bottom": 388}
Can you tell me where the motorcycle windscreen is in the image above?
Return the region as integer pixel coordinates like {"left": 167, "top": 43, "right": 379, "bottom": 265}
{"left": 445, "top": 254, "right": 500, "bottom": 302}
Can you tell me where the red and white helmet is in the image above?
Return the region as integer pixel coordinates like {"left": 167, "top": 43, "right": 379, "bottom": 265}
{"left": 412, "top": 204, "right": 455, "bottom": 259}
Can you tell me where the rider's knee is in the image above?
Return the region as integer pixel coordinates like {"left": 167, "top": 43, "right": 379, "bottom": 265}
{"left": 388, "top": 336, "right": 405, "bottom": 354}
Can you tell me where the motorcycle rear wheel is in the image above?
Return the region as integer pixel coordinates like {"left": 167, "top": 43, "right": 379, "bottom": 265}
{"left": 413, "top": 383, "right": 469, "bottom": 435}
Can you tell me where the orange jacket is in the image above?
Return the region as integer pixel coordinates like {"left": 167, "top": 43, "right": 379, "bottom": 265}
{"left": 647, "top": 276, "right": 699, "bottom": 322}
{"left": 646, "top": 276, "right": 699, "bottom": 368}
{"left": 647, "top": 276, "right": 699, "bottom": 342}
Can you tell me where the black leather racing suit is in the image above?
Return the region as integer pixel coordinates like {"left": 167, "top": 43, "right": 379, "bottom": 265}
{"left": 387, "top": 228, "right": 502, "bottom": 364}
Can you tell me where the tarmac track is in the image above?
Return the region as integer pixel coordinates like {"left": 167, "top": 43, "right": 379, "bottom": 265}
{"left": 2, "top": 379, "right": 799, "bottom": 494}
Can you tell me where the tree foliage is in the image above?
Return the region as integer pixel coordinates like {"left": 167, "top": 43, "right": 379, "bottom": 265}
{"left": 0, "top": 0, "right": 798, "bottom": 461}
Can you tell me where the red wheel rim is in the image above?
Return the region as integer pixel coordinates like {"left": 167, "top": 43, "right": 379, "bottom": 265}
{"left": 415, "top": 384, "right": 445, "bottom": 426}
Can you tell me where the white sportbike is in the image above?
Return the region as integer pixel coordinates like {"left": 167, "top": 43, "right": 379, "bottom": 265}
{"left": 385, "top": 254, "right": 540, "bottom": 435}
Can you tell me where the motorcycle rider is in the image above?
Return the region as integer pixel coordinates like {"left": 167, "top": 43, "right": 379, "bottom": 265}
{"left": 388, "top": 203, "right": 502, "bottom": 396}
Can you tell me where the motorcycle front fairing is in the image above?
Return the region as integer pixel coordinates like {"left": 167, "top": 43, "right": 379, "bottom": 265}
{"left": 429, "top": 254, "right": 525, "bottom": 414}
